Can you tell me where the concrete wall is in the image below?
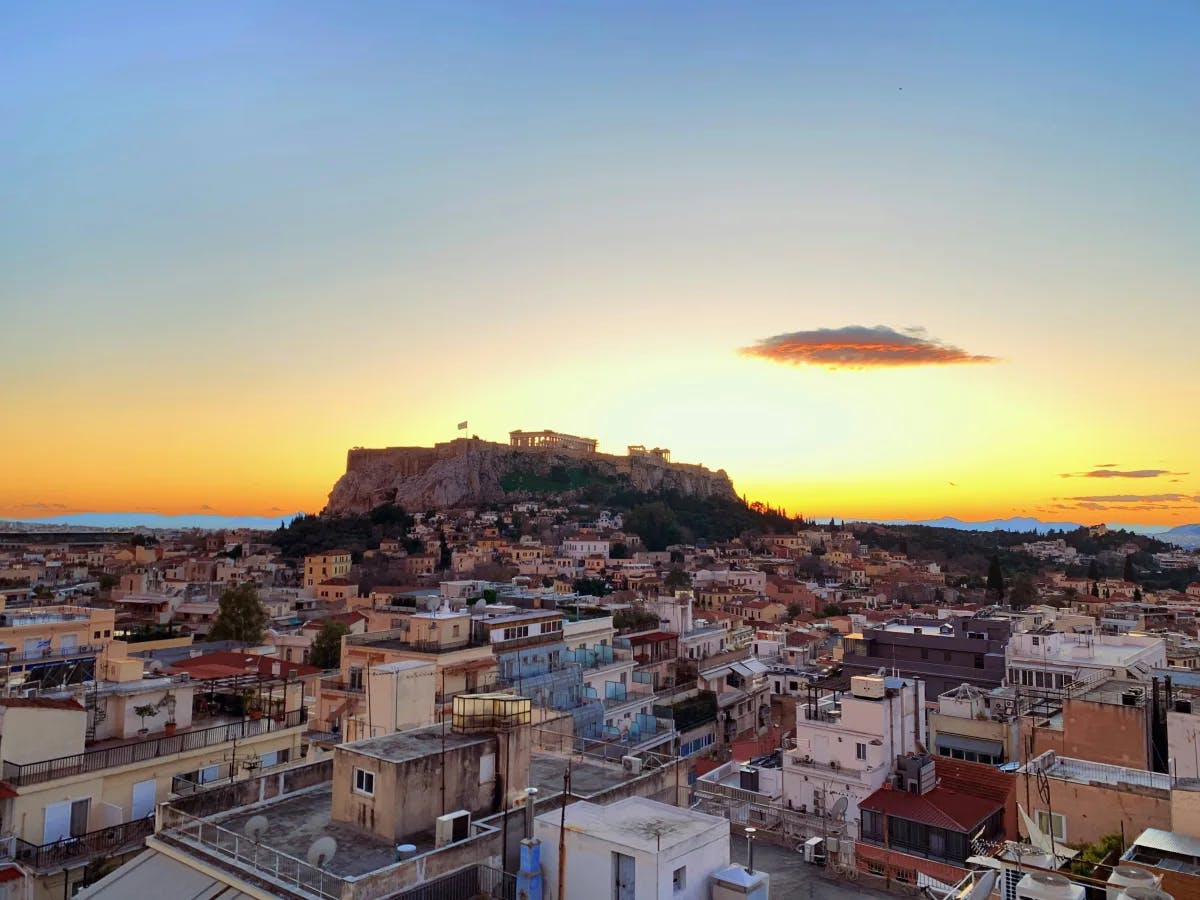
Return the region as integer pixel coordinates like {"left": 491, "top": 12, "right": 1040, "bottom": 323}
{"left": 332, "top": 728, "right": 532, "bottom": 843}
{"left": 537, "top": 816, "right": 729, "bottom": 900}
{"left": 0, "top": 705, "right": 86, "bottom": 763}
{"left": 1017, "top": 773, "right": 1170, "bottom": 847}
{"left": 1022, "top": 698, "right": 1151, "bottom": 770}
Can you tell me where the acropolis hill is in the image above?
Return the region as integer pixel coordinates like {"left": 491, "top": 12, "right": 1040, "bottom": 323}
{"left": 323, "top": 430, "right": 738, "bottom": 515}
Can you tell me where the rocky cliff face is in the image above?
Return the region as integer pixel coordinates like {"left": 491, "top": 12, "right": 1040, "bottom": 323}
{"left": 324, "top": 441, "right": 737, "bottom": 515}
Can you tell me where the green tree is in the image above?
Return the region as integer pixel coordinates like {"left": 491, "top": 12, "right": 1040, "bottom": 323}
{"left": 986, "top": 555, "right": 1006, "bottom": 602}
{"left": 610, "top": 542, "right": 630, "bottom": 559}
{"left": 209, "top": 582, "right": 268, "bottom": 647}
{"left": 663, "top": 567, "right": 692, "bottom": 590}
{"left": 1087, "top": 558, "right": 1100, "bottom": 581}
{"left": 786, "top": 602, "right": 805, "bottom": 620}
{"left": 1009, "top": 572, "right": 1037, "bottom": 609}
{"left": 623, "top": 502, "right": 681, "bottom": 552}
{"left": 309, "top": 621, "right": 351, "bottom": 670}
{"left": 1123, "top": 554, "right": 1136, "bottom": 583}
{"left": 438, "top": 531, "right": 452, "bottom": 571}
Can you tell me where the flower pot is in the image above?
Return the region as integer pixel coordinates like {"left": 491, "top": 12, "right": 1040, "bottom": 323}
{"left": 249, "top": 710, "right": 263, "bottom": 720}
{"left": 164, "top": 722, "right": 177, "bottom": 736}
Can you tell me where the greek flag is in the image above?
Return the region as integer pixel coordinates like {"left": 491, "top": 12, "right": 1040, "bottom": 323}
{"left": 457, "top": 421, "right": 468, "bottom": 431}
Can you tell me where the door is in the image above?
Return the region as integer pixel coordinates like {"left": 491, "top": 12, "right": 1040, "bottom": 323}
{"left": 612, "top": 851, "right": 635, "bottom": 900}
{"left": 132, "top": 779, "right": 156, "bottom": 819}
{"left": 69, "top": 798, "right": 90, "bottom": 836}
{"left": 43, "top": 802, "right": 71, "bottom": 844}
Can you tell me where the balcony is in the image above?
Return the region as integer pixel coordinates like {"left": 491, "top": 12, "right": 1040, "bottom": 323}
{"left": 0, "top": 643, "right": 105, "bottom": 666}
{"left": 2, "top": 709, "right": 307, "bottom": 787}
{"left": 13, "top": 815, "right": 154, "bottom": 871}
{"left": 318, "top": 676, "right": 364, "bottom": 694}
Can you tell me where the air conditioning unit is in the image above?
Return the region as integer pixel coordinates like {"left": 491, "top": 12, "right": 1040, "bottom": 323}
{"left": 1015, "top": 872, "right": 1085, "bottom": 900}
{"left": 434, "top": 810, "right": 471, "bottom": 848}
{"left": 1105, "top": 866, "right": 1158, "bottom": 900}
{"left": 622, "top": 755, "right": 643, "bottom": 775}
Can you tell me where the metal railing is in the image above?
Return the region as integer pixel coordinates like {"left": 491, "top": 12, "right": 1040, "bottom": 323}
{"left": 2, "top": 709, "right": 307, "bottom": 787}
{"left": 0, "top": 642, "right": 105, "bottom": 665}
{"left": 319, "top": 677, "right": 364, "bottom": 694}
{"left": 170, "top": 756, "right": 294, "bottom": 796}
{"left": 393, "top": 864, "right": 516, "bottom": 900}
{"left": 14, "top": 815, "right": 153, "bottom": 870}
{"left": 159, "top": 806, "right": 345, "bottom": 900}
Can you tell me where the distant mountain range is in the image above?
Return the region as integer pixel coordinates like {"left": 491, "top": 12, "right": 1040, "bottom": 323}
{"left": 868, "top": 515, "right": 1191, "bottom": 541}
{"left": 1157, "top": 524, "right": 1200, "bottom": 549}
{"left": 2, "top": 512, "right": 300, "bottom": 531}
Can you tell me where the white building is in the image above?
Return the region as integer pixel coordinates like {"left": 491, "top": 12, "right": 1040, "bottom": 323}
{"left": 693, "top": 569, "right": 768, "bottom": 593}
{"left": 1005, "top": 630, "right": 1166, "bottom": 694}
{"left": 562, "top": 537, "right": 611, "bottom": 560}
{"left": 782, "top": 674, "right": 926, "bottom": 825}
{"left": 535, "top": 797, "right": 730, "bottom": 900}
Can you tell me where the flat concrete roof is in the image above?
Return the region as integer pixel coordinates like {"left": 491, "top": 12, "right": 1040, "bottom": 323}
{"left": 529, "top": 752, "right": 632, "bottom": 797}
{"left": 215, "top": 784, "right": 410, "bottom": 878}
{"left": 342, "top": 724, "right": 494, "bottom": 764}
{"left": 537, "top": 797, "right": 727, "bottom": 852}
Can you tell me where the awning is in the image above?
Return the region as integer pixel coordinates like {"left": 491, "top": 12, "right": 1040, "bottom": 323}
{"left": 75, "top": 849, "right": 257, "bottom": 899}
{"left": 935, "top": 733, "right": 1003, "bottom": 757}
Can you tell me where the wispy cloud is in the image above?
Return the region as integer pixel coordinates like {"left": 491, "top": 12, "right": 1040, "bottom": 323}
{"left": 1059, "top": 469, "right": 1186, "bottom": 479}
{"left": 199, "top": 504, "right": 214, "bottom": 511}
{"left": 739, "top": 325, "right": 997, "bottom": 370}
{"left": 1067, "top": 494, "right": 1200, "bottom": 503}
{"left": 15, "top": 502, "right": 69, "bottom": 511}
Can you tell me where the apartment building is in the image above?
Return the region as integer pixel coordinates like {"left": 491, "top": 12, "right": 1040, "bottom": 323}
{"left": 0, "top": 605, "right": 116, "bottom": 692}
{"left": 1005, "top": 629, "right": 1166, "bottom": 695}
{"left": 841, "top": 615, "right": 1011, "bottom": 698}
{"left": 0, "top": 653, "right": 309, "bottom": 899}
{"left": 782, "top": 674, "right": 926, "bottom": 824}
{"left": 698, "top": 657, "right": 770, "bottom": 749}
{"left": 302, "top": 550, "right": 351, "bottom": 590}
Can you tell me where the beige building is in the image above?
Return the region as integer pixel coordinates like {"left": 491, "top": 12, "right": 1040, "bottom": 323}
{"left": 303, "top": 550, "right": 351, "bottom": 590}
{"left": 0, "top": 654, "right": 310, "bottom": 898}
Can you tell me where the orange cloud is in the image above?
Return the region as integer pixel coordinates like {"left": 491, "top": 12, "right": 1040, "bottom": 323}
{"left": 1059, "top": 469, "right": 1185, "bottom": 479}
{"left": 740, "top": 326, "right": 996, "bottom": 369}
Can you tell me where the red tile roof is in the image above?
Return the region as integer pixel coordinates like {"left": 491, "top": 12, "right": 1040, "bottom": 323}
{"left": 860, "top": 784, "right": 1001, "bottom": 832}
{"left": 933, "top": 757, "right": 1016, "bottom": 807}
{"left": 0, "top": 697, "right": 85, "bottom": 712}
{"left": 166, "top": 652, "right": 322, "bottom": 680}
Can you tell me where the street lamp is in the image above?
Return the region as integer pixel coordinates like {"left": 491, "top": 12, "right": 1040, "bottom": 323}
{"left": 744, "top": 826, "right": 757, "bottom": 874}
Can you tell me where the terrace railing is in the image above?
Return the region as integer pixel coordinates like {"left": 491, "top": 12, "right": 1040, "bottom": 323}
{"left": 14, "top": 815, "right": 154, "bottom": 871}
{"left": 158, "top": 806, "right": 345, "bottom": 900}
{"left": 3, "top": 709, "right": 307, "bottom": 787}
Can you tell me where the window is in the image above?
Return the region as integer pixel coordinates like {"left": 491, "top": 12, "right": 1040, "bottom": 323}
{"left": 354, "top": 768, "right": 375, "bottom": 796}
{"left": 974, "top": 654, "right": 984, "bottom": 669}
{"left": 672, "top": 866, "right": 686, "bottom": 892}
{"left": 856, "top": 742, "right": 867, "bottom": 761}
{"left": 1036, "top": 810, "right": 1066, "bottom": 842}
{"left": 349, "top": 667, "right": 363, "bottom": 690}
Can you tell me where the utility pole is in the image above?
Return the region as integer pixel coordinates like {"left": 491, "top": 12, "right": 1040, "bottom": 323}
{"left": 558, "top": 763, "right": 570, "bottom": 900}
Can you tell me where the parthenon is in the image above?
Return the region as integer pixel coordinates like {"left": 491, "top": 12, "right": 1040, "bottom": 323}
{"left": 508, "top": 429, "right": 598, "bottom": 453}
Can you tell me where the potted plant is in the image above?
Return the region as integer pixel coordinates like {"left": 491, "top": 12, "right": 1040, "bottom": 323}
{"left": 162, "top": 692, "right": 178, "bottom": 735}
{"left": 133, "top": 703, "right": 158, "bottom": 736}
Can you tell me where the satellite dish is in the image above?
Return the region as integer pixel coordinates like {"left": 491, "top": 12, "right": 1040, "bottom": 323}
{"left": 425, "top": 597, "right": 440, "bottom": 612}
{"left": 474, "top": 598, "right": 487, "bottom": 612}
{"left": 830, "top": 796, "right": 848, "bottom": 819}
{"left": 148, "top": 660, "right": 164, "bottom": 674}
{"left": 307, "top": 836, "right": 338, "bottom": 869}
{"left": 244, "top": 815, "right": 269, "bottom": 842}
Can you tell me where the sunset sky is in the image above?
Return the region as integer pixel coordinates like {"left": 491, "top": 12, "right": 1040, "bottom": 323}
{"left": 3, "top": 2, "right": 1198, "bottom": 527}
